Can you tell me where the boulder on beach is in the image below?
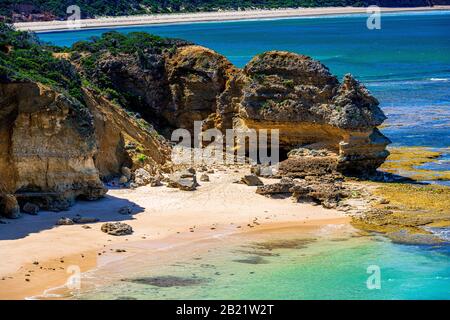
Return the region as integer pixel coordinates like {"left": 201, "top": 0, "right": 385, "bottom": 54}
{"left": 101, "top": 222, "right": 133, "bottom": 236}
{"left": 22, "top": 202, "right": 40, "bottom": 215}
{"left": 0, "top": 195, "right": 21, "bottom": 219}
{"left": 241, "top": 175, "right": 264, "bottom": 186}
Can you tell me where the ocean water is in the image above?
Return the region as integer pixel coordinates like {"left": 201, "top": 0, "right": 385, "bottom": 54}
{"left": 47, "top": 225, "right": 450, "bottom": 300}
{"left": 37, "top": 12, "right": 450, "bottom": 300}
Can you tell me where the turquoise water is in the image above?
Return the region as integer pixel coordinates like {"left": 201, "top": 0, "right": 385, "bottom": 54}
{"left": 39, "top": 11, "right": 450, "bottom": 173}
{"left": 37, "top": 12, "right": 450, "bottom": 299}
{"left": 70, "top": 227, "right": 450, "bottom": 300}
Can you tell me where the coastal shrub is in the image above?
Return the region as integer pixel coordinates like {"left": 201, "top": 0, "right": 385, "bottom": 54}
{"left": 0, "top": 22, "right": 84, "bottom": 102}
{"left": 0, "top": 1, "right": 378, "bottom": 21}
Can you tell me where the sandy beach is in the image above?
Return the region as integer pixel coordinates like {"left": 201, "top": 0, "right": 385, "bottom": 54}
{"left": 0, "top": 168, "right": 348, "bottom": 300}
{"left": 14, "top": 6, "right": 450, "bottom": 32}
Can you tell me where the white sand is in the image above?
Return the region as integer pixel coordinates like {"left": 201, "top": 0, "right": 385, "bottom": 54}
{"left": 14, "top": 6, "right": 450, "bottom": 32}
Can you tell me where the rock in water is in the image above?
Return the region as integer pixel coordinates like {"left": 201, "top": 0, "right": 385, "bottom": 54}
{"left": 241, "top": 175, "right": 264, "bottom": 186}
{"left": 22, "top": 202, "right": 40, "bottom": 215}
{"left": 0, "top": 195, "right": 21, "bottom": 219}
{"left": 101, "top": 222, "right": 133, "bottom": 236}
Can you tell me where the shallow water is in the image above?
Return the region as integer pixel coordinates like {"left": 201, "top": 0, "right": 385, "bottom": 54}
{"left": 56, "top": 224, "right": 450, "bottom": 300}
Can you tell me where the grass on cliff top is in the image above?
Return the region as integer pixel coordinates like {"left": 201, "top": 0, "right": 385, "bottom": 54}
{"left": 380, "top": 146, "right": 450, "bottom": 181}
{"left": 0, "top": 22, "right": 84, "bottom": 102}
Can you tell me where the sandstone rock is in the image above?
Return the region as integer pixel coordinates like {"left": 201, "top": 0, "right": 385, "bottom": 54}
{"left": 101, "top": 222, "right": 133, "bottom": 236}
{"left": 0, "top": 82, "right": 107, "bottom": 210}
{"left": 241, "top": 175, "right": 264, "bottom": 186}
{"left": 56, "top": 217, "right": 74, "bottom": 225}
{"left": 200, "top": 174, "right": 210, "bottom": 182}
{"left": 121, "top": 167, "right": 132, "bottom": 180}
{"left": 256, "top": 178, "right": 294, "bottom": 195}
{"left": 150, "top": 179, "right": 162, "bottom": 187}
{"left": 133, "top": 168, "right": 153, "bottom": 186}
{"left": 22, "top": 202, "right": 40, "bottom": 215}
{"left": 167, "top": 170, "right": 199, "bottom": 191}
{"left": 251, "top": 164, "right": 277, "bottom": 177}
{"left": 0, "top": 195, "right": 21, "bottom": 219}
{"left": 72, "top": 216, "right": 99, "bottom": 224}
{"left": 119, "top": 175, "right": 129, "bottom": 184}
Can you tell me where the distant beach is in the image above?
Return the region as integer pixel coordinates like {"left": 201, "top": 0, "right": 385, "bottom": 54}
{"left": 14, "top": 6, "right": 450, "bottom": 32}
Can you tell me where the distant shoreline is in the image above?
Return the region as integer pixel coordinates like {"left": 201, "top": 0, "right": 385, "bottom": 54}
{"left": 14, "top": 6, "right": 450, "bottom": 33}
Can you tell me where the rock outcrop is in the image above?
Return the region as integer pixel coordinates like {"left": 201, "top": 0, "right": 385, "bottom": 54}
{"left": 82, "top": 45, "right": 389, "bottom": 176}
{"left": 224, "top": 52, "right": 390, "bottom": 175}
{"left": 1, "top": 34, "right": 390, "bottom": 216}
{"left": 0, "top": 82, "right": 106, "bottom": 211}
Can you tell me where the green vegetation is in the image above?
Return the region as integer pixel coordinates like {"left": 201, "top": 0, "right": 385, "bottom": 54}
{"left": 1, "top": 1, "right": 376, "bottom": 21}
{"left": 0, "top": 22, "right": 84, "bottom": 101}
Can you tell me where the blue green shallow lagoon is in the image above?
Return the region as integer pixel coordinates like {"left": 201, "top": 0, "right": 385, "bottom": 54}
{"left": 37, "top": 11, "right": 450, "bottom": 299}
{"left": 43, "top": 224, "right": 450, "bottom": 300}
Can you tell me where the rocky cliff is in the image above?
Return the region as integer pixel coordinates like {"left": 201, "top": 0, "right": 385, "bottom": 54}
{"left": 81, "top": 42, "right": 390, "bottom": 176}
{"left": 0, "top": 82, "right": 105, "bottom": 211}
{"left": 1, "top": 29, "right": 390, "bottom": 217}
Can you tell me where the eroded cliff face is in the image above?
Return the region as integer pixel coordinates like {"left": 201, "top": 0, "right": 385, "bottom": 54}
{"left": 0, "top": 82, "right": 105, "bottom": 210}
{"left": 227, "top": 51, "right": 390, "bottom": 175}
{"left": 81, "top": 45, "right": 390, "bottom": 175}
{"left": 83, "top": 88, "right": 172, "bottom": 178}
{"left": 1, "top": 42, "right": 390, "bottom": 216}
{"left": 0, "top": 81, "right": 172, "bottom": 213}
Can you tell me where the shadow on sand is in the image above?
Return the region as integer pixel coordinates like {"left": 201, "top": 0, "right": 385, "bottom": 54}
{"left": 0, "top": 191, "right": 144, "bottom": 241}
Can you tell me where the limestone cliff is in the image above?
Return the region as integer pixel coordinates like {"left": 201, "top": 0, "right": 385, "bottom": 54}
{"left": 0, "top": 81, "right": 172, "bottom": 213}
{"left": 0, "top": 82, "right": 105, "bottom": 210}
{"left": 84, "top": 45, "right": 389, "bottom": 175}
{"left": 1, "top": 33, "right": 390, "bottom": 217}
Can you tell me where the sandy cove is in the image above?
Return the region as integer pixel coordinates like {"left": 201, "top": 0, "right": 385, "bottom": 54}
{"left": 14, "top": 6, "right": 450, "bottom": 32}
{"left": 0, "top": 168, "right": 348, "bottom": 300}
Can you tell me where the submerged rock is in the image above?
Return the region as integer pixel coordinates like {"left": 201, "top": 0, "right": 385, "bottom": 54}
{"left": 124, "top": 276, "right": 207, "bottom": 287}
{"left": 118, "top": 206, "right": 133, "bottom": 215}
